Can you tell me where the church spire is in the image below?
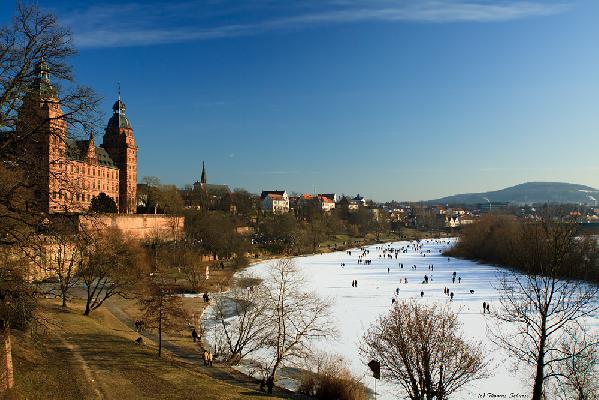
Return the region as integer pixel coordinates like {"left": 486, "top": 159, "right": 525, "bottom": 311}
{"left": 201, "top": 161, "right": 207, "bottom": 185}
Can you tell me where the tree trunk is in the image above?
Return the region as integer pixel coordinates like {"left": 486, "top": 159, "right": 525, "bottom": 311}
{"left": 270, "top": 358, "right": 282, "bottom": 382}
{"left": 158, "top": 308, "right": 162, "bottom": 357}
{"left": 532, "top": 318, "right": 547, "bottom": 400}
{"left": 83, "top": 300, "right": 91, "bottom": 316}
{"left": 0, "top": 326, "right": 14, "bottom": 394}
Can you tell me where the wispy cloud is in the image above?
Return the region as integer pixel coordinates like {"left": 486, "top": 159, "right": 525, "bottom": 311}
{"left": 61, "top": 1, "right": 570, "bottom": 48}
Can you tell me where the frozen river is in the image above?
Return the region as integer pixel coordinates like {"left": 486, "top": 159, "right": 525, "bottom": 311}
{"left": 215, "top": 239, "right": 597, "bottom": 399}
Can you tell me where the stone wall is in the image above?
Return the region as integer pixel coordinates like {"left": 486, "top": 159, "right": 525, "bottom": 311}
{"left": 80, "top": 214, "right": 184, "bottom": 242}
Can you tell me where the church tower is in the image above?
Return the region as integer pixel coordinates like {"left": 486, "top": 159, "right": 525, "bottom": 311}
{"left": 102, "top": 93, "right": 137, "bottom": 213}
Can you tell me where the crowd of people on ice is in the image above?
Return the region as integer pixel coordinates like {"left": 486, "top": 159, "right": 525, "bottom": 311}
{"left": 346, "top": 239, "right": 492, "bottom": 313}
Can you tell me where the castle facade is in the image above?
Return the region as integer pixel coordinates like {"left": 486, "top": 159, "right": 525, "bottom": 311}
{"left": 19, "top": 60, "right": 137, "bottom": 214}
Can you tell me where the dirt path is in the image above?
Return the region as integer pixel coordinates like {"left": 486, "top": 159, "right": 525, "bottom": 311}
{"left": 58, "top": 338, "right": 105, "bottom": 399}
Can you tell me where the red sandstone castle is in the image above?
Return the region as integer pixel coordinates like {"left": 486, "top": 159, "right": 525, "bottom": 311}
{"left": 19, "top": 60, "right": 137, "bottom": 214}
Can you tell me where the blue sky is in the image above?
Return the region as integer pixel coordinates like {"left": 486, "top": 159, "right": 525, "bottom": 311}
{"left": 2, "top": 0, "right": 598, "bottom": 201}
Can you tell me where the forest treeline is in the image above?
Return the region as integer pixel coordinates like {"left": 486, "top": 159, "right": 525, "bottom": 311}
{"left": 445, "top": 214, "right": 599, "bottom": 283}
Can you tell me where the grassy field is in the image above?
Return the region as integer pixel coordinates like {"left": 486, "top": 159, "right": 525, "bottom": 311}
{"left": 9, "top": 299, "right": 298, "bottom": 400}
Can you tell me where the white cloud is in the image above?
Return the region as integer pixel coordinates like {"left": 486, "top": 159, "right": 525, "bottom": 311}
{"left": 62, "top": 1, "right": 570, "bottom": 48}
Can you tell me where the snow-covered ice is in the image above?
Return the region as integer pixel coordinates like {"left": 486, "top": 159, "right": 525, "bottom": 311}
{"left": 211, "top": 238, "right": 598, "bottom": 399}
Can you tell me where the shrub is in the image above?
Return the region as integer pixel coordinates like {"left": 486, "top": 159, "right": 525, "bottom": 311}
{"left": 299, "top": 353, "right": 368, "bottom": 400}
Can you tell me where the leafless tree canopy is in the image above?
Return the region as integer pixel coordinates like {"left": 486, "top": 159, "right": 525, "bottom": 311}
{"left": 361, "top": 301, "right": 488, "bottom": 400}
{"left": 36, "top": 228, "right": 85, "bottom": 308}
{"left": 492, "top": 218, "right": 599, "bottom": 400}
{"left": 1, "top": 2, "right": 101, "bottom": 245}
{"left": 550, "top": 329, "right": 599, "bottom": 400}
{"left": 79, "top": 228, "right": 147, "bottom": 316}
{"left": 138, "top": 275, "right": 188, "bottom": 357}
{"left": 258, "top": 259, "right": 337, "bottom": 381}
{"left": 211, "top": 283, "right": 270, "bottom": 363}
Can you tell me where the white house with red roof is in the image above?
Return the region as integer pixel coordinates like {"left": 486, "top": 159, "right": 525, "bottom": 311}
{"left": 261, "top": 190, "right": 289, "bottom": 214}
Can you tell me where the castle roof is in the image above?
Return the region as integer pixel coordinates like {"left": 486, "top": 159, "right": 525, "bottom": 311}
{"left": 66, "top": 138, "right": 117, "bottom": 168}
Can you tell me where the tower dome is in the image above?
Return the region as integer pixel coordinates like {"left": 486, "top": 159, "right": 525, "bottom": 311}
{"left": 113, "top": 98, "right": 126, "bottom": 114}
{"left": 107, "top": 96, "right": 132, "bottom": 129}
{"left": 31, "top": 57, "right": 56, "bottom": 97}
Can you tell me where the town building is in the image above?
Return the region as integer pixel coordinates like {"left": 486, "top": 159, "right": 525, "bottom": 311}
{"left": 296, "top": 194, "right": 336, "bottom": 213}
{"left": 318, "top": 193, "right": 338, "bottom": 203}
{"left": 352, "top": 194, "right": 367, "bottom": 207}
{"left": 319, "top": 195, "right": 336, "bottom": 212}
{"left": 19, "top": 60, "right": 137, "bottom": 214}
{"left": 261, "top": 190, "right": 289, "bottom": 213}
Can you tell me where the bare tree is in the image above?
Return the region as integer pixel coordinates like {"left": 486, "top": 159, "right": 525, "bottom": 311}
{"left": 551, "top": 329, "right": 599, "bottom": 400}
{"left": 177, "top": 246, "right": 206, "bottom": 293}
{"left": 261, "top": 259, "right": 337, "bottom": 383}
{"left": 492, "top": 219, "right": 599, "bottom": 400}
{"left": 79, "top": 228, "right": 146, "bottom": 316}
{"left": 138, "top": 276, "right": 188, "bottom": 357}
{"left": 38, "top": 230, "right": 85, "bottom": 308}
{"left": 0, "top": 248, "right": 35, "bottom": 393}
{"left": 210, "top": 283, "right": 270, "bottom": 363}
{"left": 361, "top": 301, "right": 488, "bottom": 400}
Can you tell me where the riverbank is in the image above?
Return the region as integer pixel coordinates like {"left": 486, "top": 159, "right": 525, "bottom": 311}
{"left": 218, "top": 238, "right": 532, "bottom": 400}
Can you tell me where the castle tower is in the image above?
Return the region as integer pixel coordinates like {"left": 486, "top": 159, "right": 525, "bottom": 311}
{"left": 102, "top": 93, "right": 137, "bottom": 213}
{"left": 18, "top": 58, "right": 68, "bottom": 213}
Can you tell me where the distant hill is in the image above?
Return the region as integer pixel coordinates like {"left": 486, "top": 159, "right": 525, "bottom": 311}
{"left": 426, "top": 182, "right": 599, "bottom": 205}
